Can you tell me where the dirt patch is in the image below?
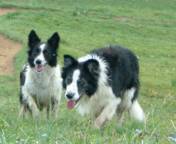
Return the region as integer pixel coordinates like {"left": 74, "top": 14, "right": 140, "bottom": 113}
{"left": 0, "top": 35, "right": 22, "bottom": 75}
{"left": 0, "top": 8, "right": 16, "bottom": 16}
{"left": 0, "top": 8, "right": 22, "bottom": 75}
{"left": 115, "top": 16, "right": 132, "bottom": 22}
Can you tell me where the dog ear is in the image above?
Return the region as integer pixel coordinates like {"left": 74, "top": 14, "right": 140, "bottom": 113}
{"left": 84, "top": 59, "right": 99, "bottom": 75}
{"left": 64, "top": 55, "right": 78, "bottom": 68}
{"left": 47, "top": 32, "right": 60, "bottom": 49}
{"left": 28, "top": 30, "right": 41, "bottom": 48}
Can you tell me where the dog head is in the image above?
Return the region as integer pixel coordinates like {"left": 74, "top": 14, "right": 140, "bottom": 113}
{"left": 62, "top": 55, "right": 100, "bottom": 109}
{"left": 28, "top": 30, "right": 60, "bottom": 72}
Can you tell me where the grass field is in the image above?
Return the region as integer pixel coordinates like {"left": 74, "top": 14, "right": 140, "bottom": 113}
{"left": 0, "top": 0, "right": 176, "bottom": 143}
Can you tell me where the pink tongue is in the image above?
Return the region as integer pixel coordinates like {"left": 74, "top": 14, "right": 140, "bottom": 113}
{"left": 36, "top": 65, "right": 43, "bottom": 72}
{"left": 67, "top": 100, "right": 75, "bottom": 109}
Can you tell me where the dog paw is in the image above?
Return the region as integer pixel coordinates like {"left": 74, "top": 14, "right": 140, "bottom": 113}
{"left": 32, "top": 111, "right": 40, "bottom": 119}
{"left": 94, "top": 117, "right": 103, "bottom": 129}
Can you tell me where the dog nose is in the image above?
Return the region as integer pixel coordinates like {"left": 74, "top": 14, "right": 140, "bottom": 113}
{"left": 36, "top": 59, "right": 41, "bottom": 65}
{"left": 66, "top": 93, "right": 74, "bottom": 99}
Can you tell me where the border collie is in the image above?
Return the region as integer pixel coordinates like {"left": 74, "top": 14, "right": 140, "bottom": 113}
{"left": 62, "top": 45, "right": 145, "bottom": 128}
{"left": 19, "top": 30, "right": 62, "bottom": 119}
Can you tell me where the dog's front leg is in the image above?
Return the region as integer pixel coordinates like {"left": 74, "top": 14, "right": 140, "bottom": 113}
{"left": 19, "top": 104, "right": 27, "bottom": 118}
{"left": 94, "top": 98, "right": 121, "bottom": 129}
{"left": 25, "top": 95, "right": 39, "bottom": 119}
{"left": 21, "top": 88, "right": 40, "bottom": 119}
{"left": 51, "top": 96, "right": 60, "bottom": 119}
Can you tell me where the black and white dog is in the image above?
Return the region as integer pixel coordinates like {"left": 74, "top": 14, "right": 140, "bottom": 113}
{"left": 62, "top": 45, "right": 145, "bottom": 128}
{"left": 19, "top": 30, "right": 62, "bottom": 119}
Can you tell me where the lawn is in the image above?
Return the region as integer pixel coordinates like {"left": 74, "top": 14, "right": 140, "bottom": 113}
{"left": 0, "top": 0, "right": 176, "bottom": 143}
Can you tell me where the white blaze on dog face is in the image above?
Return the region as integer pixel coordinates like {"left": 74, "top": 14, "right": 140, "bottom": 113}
{"left": 32, "top": 43, "right": 47, "bottom": 72}
{"left": 34, "top": 43, "right": 47, "bottom": 66}
{"left": 65, "top": 69, "right": 80, "bottom": 101}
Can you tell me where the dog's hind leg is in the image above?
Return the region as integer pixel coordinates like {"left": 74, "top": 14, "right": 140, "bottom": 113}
{"left": 115, "top": 88, "right": 135, "bottom": 125}
{"left": 116, "top": 104, "right": 126, "bottom": 126}
{"left": 119, "top": 88, "right": 145, "bottom": 122}
{"left": 94, "top": 98, "right": 121, "bottom": 129}
{"left": 124, "top": 88, "right": 145, "bottom": 122}
{"left": 129, "top": 100, "right": 145, "bottom": 122}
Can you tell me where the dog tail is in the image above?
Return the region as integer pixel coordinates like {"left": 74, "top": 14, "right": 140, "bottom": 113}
{"left": 129, "top": 100, "right": 145, "bottom": 122}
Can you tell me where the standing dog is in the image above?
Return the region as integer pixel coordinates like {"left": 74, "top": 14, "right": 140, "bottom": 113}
{"left": 19, "top": 30, "right": 62, "bottom": 119}
{"left": 62, "top": 45, "right": 145, "bottom": 128}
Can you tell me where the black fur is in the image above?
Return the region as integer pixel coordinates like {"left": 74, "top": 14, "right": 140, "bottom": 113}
{"left": 62, "top": 55, "right": 78, "bottom": 89}
{"left": 80, "top": 59, "right": 100, "bottom": 96}
{"left": 92, "top": 45, "right": 139, "bottom": 101}
{"left": 28, "top": 30, "right": 41, "bottom": 49}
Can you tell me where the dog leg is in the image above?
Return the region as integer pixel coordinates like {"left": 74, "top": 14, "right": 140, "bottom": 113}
{"left": 129, "top": 100, "right": 145, "bottom": 122}
{"left": 123, "top": 88, "right": 145, "bottom": 122}
{"left": 51, "top": 97, "right": 59, "bottom": 119}
{"left": 27, "top": 96, "right": 40, "bottom": 119}
{"left": 94, "top": 98, "right": 121, "bottom": 129}
{"left": 116, "top": 104, "right": 126, "bottom": 126}
{"left": 46, "top": 106, "right": 50, "bottom": 119}
{"left": 21, "top": 87, "right": 40, "bottom": 119}
{"left": 19, "top": 104, "right": 27, "bottom": 118}
{"left": 115, "top": 87, "right": 137, "bottom": 125}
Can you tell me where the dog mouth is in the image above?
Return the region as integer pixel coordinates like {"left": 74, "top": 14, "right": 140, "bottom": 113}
{"left": 35, "top": 64, "right": 45, "bottom": 72}
{"left": 67, "top": 97, "right": 81, "bottom": 109}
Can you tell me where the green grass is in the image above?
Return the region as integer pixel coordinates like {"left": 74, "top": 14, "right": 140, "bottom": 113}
{"left": 0, "top": 0, "right": 176, "bottom": 143}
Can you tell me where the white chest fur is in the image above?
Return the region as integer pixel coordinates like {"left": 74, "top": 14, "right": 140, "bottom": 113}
{"left": 76, "top": 85, "right": 116, "bottom": 118}
{"left": 24, "top": 65, "right": 62, "bottom": 106}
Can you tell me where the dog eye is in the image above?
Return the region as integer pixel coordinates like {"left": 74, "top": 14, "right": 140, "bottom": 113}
{"left": 36, "top": 48, "right": 40, "bottom": 53}
{"left": 66, "top": 77, "right": 72, "bottom": 84}
{"left": 43, "top": 49, "right": 48, "bottom": 55}
{"left": 32, "top": 48, "right": 40, "bottom": 56}
{"left": 77, "top": 79, "right": 85, "bottom": 86}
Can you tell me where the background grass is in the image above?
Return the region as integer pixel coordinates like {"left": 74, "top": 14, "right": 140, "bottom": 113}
{"left": 0, "top": 0, "right": 175, "bottom": 143}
